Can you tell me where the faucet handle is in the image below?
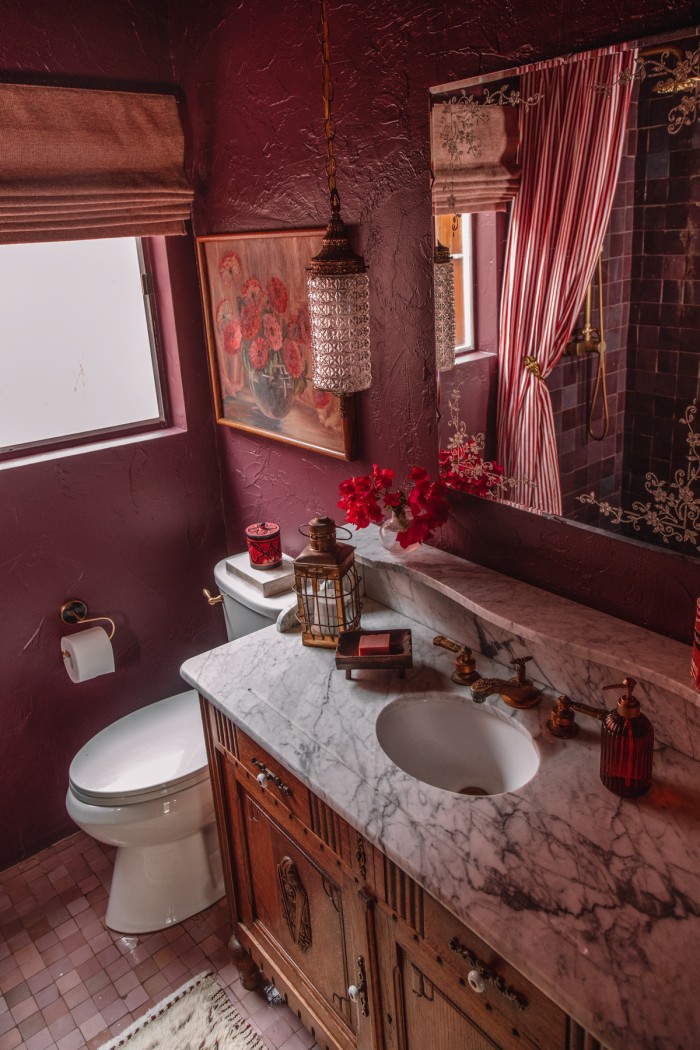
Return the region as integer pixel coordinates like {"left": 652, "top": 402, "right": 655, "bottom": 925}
{"left": 433, "top": 635, "right": 479, "bottom": 686}
{"left": 511, "top": 656, "right": 534, "bottom": 681}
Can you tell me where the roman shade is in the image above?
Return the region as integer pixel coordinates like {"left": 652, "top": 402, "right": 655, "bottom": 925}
{"left": 0, "top": 83, "right": 193, "bottom": 242}
{"left": 430, "top": 101, "right": 520, "bottom": 215}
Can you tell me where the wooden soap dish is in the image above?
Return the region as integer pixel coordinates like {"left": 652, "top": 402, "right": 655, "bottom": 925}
{"left": 335, "top": 629, "right": 413, "bottom": 680}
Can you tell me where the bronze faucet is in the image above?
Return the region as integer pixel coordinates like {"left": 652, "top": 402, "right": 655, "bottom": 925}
{"left": 470, "top": 657, "right": 541, "bottom": 709}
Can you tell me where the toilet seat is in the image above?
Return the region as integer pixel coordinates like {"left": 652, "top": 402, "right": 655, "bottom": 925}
{"left": 69, "top": 690, "right": 209, "bottom": 807}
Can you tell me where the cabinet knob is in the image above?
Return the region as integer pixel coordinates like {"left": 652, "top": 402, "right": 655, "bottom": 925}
{"left": 467, "top": 969, "right": 486, "bottom": 994}
{"left": 347, "top": 984, "right": 359, "bottom": 1003}
{"left": 256, "top": 772, "right": 268, "bottom": 788}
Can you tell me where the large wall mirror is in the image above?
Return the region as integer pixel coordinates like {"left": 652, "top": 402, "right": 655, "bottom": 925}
{"left": 431, "top": 27, "right": 699, "bottom": 559}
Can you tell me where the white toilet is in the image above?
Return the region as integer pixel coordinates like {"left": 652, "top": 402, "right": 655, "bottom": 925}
{"left": 65, "top": 557, "right": 295, "bottom": 934}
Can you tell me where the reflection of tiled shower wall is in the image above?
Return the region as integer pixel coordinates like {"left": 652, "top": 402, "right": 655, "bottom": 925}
{"left": 549, "top": 102, "right": 635, "bottom": 520}
{"left": 624, "top": 38, "right": 700, "bottom": 520}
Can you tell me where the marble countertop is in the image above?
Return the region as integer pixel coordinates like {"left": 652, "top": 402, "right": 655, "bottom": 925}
{"left": 182, "top": 585, "right": 700, "bottom": 1050}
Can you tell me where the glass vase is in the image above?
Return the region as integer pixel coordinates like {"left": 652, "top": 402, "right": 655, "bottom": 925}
{"left": 379, "top": 510, "right": 421, "bottom": 554}
{"left": 249, "top": 368, "right": 296, "bottom": 420}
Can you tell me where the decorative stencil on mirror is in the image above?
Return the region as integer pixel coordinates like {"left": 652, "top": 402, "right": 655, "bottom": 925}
{"left": 595, "top": 43, "right": 700, "bottom": 134}
{"left": 579, "top": 403, "right": 700, "bottom": 552}
{"left": 439, "top": 389, "right": 534, "bottom": 502}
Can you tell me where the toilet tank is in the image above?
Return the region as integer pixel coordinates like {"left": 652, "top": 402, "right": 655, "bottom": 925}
{"left": 214, "top": 556, "right": 296, "bottom": 640}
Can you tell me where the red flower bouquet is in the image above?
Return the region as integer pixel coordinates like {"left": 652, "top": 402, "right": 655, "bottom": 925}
{"left": 338, "top": 465, "right": 450, "bottom": 549}
{"left": 214, "top": 258, "right": 311, "bottom": 397}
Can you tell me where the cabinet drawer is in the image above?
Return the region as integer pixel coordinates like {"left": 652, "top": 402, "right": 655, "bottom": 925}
{"left": 422, "top": 892, "right": 567, "bottom": 1049}
{"left": 236, "top": 728, "right": 312, "bottom": 827}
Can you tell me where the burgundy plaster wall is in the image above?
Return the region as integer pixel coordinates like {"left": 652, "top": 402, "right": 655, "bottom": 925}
{"left": 170, "top": 0, "right": 699, "bottom": 643}
{"left": 0, "top": 3, "right": 228, "bottom": 870}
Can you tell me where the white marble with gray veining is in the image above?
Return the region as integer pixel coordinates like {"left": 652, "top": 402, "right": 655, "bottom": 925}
{"left": 182, "top": 531, "right": 700, "bottom": 1050}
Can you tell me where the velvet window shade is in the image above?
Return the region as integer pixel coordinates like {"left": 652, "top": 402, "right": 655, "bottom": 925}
{"left": 430, "top": 101, "right": 520, "bottom": 214}
{"left": 0, "top": 84, "right": 193, "bottom": 243}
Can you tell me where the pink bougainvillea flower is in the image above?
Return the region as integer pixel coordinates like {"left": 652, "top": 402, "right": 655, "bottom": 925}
{"left": 337, "top": 463, "right": 449, "bottom": 547}
{"left": 313, "top": 388, "right": 332, "bottom": 410}
{"left": 263, "top": 312, "right": 283, "bottom": 351}
{"left": 223, "top": 319, "right": 242, "bottom": 355}
{"left": 282, "top": 337, "right": 303, "bottom": 379}
{"left": 267, "top": 276, "right": 288, "bottom": 314}
{"left": 215, "top": 298, "right": 233, "bottom": 331}
{"left": 249, "top": 337, "right": 270, "bottom": 371}
{"left": 219, "top": 251, "right": 242, "bottom": 285}
{"left": 242, "top": 278, "right": 267, "bottom": 308}
{"left": 372, "top": 464, "right": 394, "bottom": 490}
{"left": 240, "top": 301, "right": 261, "bottom": 340}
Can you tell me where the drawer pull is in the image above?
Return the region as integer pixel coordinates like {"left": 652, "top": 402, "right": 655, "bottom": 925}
{"left": 348, "top": 956, "right": 369, "bottom": 1017}
{"left": 449, "top": 937, "right": 527, "bottom": 1011}
{"left": 251, "top": 757, "right": 291, "bottom": 795}
{"left": 467, "top": 969, "right": 486, "bottom": 994}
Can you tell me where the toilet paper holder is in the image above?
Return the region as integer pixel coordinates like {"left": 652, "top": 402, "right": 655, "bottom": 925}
{"left": 60, "top": 599, "right": 116, "bottom": 640}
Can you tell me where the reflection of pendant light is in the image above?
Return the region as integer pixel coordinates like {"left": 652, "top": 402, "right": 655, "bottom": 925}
{"left": 306, "top": 0, "right": 371, "bottom": 395}
{"left": 433, "top": 242, "right": 456, "bottom": 372}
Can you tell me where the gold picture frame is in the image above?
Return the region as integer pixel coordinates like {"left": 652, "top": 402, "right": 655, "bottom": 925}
{"left": 196, "top": 229, "right": 356, "bottom": 460}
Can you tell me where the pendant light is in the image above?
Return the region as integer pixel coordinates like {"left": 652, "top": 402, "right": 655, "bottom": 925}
{"left": 433, "top": 241, "right": 456, "bottom": 372}
{"left": 306, "top": 0, "right": 371, "bottom": 396}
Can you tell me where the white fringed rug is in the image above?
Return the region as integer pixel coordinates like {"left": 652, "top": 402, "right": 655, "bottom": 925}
{"left": 98, "top": 971, "right": 269, "bottom": 1050}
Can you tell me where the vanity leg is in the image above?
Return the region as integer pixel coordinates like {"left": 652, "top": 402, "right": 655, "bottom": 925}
{"left": 228, "top": 934, "right": 264, "bottom": 991}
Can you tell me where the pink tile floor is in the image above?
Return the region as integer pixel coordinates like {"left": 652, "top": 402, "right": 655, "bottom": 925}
{"left": 0, "top": 831, "right": 318, "bottom": 1050}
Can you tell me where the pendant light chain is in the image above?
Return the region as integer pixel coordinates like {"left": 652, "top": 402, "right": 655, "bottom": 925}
{"left": 306, "top": 0, "right": 372, "bottom": 396}
{"left": 319, "top": 0, "right": 341, "bottom": 214}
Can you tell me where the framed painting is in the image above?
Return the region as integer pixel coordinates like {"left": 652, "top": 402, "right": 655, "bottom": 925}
{"left": 196, "top": 229, "right": 356, "bottom": 460}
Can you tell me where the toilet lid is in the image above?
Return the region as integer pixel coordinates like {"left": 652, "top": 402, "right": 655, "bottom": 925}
{"left": 69, "top": 690, "right": 209, "bottom": 807}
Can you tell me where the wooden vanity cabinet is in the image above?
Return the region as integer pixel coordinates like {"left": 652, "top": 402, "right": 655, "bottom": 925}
{"left": 201, "top": 700, "right": 605, "bottom": 1050}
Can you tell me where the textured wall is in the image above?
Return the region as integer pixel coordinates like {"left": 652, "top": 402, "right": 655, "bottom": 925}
{"left": 170, "top": 0, "right": 700, "bottom": 642}
{"left": 0, "top": 2, "right": 229, "bottom": 869}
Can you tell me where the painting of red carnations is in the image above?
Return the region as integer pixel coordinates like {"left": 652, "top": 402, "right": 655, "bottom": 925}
{"left": 196, "top": 229, "right": 355, "bottom": 459}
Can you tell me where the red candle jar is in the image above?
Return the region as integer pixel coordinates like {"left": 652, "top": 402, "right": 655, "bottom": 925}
{"left": 245, "top": 521, "right": 282, "bottom": 569}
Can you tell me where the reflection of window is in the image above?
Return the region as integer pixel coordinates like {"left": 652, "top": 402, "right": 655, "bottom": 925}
{"left": 435, "top": 214, "right": 474, "bottom": 353}
{"left": 0, "top": 238, "right": 165, "bottom": 459}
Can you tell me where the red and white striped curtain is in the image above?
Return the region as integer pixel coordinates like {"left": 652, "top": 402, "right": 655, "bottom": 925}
{"left": 496, "top": 47, "right": 636, "bottom": 514}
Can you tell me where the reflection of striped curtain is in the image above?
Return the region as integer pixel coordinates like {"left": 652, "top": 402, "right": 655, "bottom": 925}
{"left": 497, "top": 48, "right": 636, "bottom": 515}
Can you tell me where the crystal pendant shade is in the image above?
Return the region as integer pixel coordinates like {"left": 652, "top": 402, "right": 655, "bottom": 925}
{"left": 307, "top": 272, "right": 371, "bottom": 394}
{"left": 434, "top": 243, "right": 456, "bottom": 372}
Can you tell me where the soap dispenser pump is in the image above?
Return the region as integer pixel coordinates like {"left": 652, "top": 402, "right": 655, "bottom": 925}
{"left": 600, "top": 677, "right": 654, "bottom": 798}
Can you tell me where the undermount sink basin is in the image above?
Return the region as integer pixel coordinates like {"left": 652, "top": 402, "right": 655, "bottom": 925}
{"left": 376, "top": 694, "right": 540, "bottom": 796}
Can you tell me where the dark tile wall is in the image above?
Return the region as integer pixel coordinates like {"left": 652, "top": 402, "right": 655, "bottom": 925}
{"left": 624, "top": 34, "right": 700, "bottom": 547}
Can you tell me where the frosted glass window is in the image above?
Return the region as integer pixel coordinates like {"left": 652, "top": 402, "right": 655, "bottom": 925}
{"left": 0, "top": 238, "right": 163, "bottom": 454}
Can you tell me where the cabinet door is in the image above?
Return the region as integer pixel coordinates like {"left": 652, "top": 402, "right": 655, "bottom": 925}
{"left": 377, "top": 909, "right": 555, "bottom": 1050}
{"left": 234, "top": 782, "right": 375, "bottom": 1050}
{"left": 396, "top": 944, "right": 501, "bottom": 1050}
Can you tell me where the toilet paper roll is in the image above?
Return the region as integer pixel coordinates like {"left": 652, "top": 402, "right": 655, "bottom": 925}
{"left": 61, "top": 626, "right": 115, "bottom": 683}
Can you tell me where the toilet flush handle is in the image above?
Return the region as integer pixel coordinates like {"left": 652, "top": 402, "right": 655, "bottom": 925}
{"left": 203, "top": 588, "right": 224, "bottom": 606}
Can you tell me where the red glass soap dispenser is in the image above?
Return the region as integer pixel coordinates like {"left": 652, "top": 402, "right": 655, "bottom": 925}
{"left": 600, "top": 677, "right": 654, "bottom": 798}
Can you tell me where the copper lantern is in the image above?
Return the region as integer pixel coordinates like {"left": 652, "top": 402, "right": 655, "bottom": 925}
{"left": 293, "top": 516, "right": 362, "bottom": 647}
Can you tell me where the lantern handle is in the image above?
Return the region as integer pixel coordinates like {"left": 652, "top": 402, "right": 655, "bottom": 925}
{"left": 298, "top": 523, "right": 353, "bottom": 540}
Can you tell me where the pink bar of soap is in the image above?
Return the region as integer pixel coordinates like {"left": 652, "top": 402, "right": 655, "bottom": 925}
{"left": 358, "top": 632, "right": 391, "bottom": 655}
